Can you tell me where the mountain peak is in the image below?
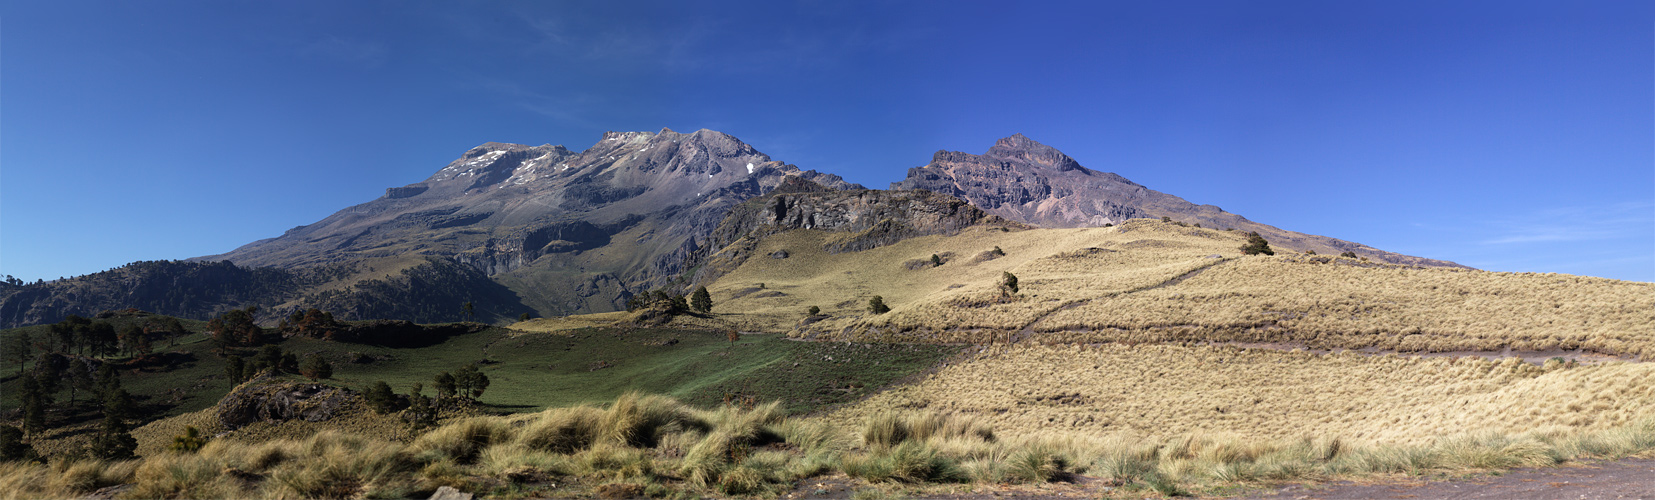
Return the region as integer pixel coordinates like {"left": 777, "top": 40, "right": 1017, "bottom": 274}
{"left": 984, "top": 134, "right": 1082, "bottom": 172}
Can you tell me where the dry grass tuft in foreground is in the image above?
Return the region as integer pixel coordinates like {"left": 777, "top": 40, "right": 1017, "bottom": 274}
{"left": 0, "top": 392, "right": 1650, "bottom": 499}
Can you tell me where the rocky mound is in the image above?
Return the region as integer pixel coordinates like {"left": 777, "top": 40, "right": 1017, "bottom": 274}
{"left": 215, "top": 375, "right": 359, "bottom": 431}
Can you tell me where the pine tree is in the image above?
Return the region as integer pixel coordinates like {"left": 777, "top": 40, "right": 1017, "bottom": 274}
{"left": 89, "top": 414, "right": 137, "bottom": 460}
{"left": 364, "top": 381, "right": 397, "bottom": 414}
{"left": 868, "top": 296, "right": 890, "bottom": 314}
{"left": 7, "top": 332, "right": 30, "bottom": 371}
{"left": 96, "top": 363, "right": 122, "bottom": 397}
{"left": 31, "top": 353, "right": 62, "bottom": 399}
{"left": 299, "top": 354, "right": 333, "bottom": 380}
{"left": 66, "top": 358, "right": 92, "bottom": 404}
{"left": 225, "top": 355, "right": 246, "bottom": 382}
{"left": 434, "top": 372, "right": 457, "bottom": 401}
{"left": 454, "top": 364, "right": 489, "bottom": 399}
{"left": 103, "top": 388, "right": 136, "bottom": 424}
{"left": 0, "top": 425, "right": 41, "bottom": 463}
{"left": 406, "top": 393, "right": 435, "bottom": 429}
{"left": 1240, "top": 232, "right": 1275, "bottom": 256}
{"left": 279, "top": 353, "right": 300, "bottom": 374}
{"left": 17, "top": 376, "right": 46, "bottom": 436}
{"left": 690, "top": 286, "right": 712, "bottom": 313}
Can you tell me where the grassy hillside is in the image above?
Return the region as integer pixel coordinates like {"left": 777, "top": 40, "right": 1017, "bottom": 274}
{"left": 702, "top": 218, "right": 1653, "bottom": 356}
{"left": 2, "top": 316, "right": 959, "bottom": 462}
{"left": 826, "top": 343, "right": 1655, "bottom": 444}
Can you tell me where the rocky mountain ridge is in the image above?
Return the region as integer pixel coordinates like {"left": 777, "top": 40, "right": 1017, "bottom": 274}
{"left": 893, "top": 134, "right": 1462, "bottom": 268}
{"left": 2, "top": 128, "right": 1468, "bottom": 327}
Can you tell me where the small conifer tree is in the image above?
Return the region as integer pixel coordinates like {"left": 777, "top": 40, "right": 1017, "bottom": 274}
{"left": 868, "top": 296, "right": 890, "bottom": 314}
{"left": 1240, "top": 232, "right": 1275, "bottom": 256}
{"left": 299, "top": 354, "right": 333, "bottom": 380}
{"left": 169, "top": 426, "right": 206, "bottom": 454}
{"left": 0, "top": 425, "right": 40, "bottom": 463}
{"left": 690, "top": 286, "right": 713, "bottom": 313}
{"left": 365, "top": 381, "right": 398, "bottom": 414}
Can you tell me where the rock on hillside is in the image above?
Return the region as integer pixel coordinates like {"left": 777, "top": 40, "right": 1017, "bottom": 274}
{"left": 893, "top": 134, "right": 1461, "bottom": 268}
{"left": 216, "top": 375, "right": 359, "bottom": 430}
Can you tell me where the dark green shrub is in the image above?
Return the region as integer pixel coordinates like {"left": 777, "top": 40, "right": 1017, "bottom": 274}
{"left": 1240, "top": 232, "right": 1275, "bottom": 256}
{"left": 868, "top": 296, "right": 890, "bottom": 314}
{"left": 169, "top": 426, "right": 206, "bottom": 453}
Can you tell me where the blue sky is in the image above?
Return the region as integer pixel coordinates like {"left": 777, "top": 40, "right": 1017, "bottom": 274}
{"left": 3, "top": 1, "right": 1651, "bottom": 282}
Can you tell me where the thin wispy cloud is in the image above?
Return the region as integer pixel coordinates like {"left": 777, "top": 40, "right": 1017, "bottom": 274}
{"left": 302, "top": 36, "right": 389, "bottom": 68}
{"left": 471, "top": 77, "right": 600, "bottom": 129}
{"left": 1480, "top": 200, "right": 1654, "bottom": 245}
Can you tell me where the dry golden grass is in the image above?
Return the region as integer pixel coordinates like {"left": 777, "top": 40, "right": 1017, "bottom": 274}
{"left": 508, "top": 311, "right": 633, "bottom": 334}
{"left": 711, "top": 220, "right": 1238, "bottom": 335}
{"left": 701, "top": 219, "right": 1651, "bottom": 356}
{"left": 825, "top": 344, "right": 1655, "bottom": 445}
{"left": 1034, "top": 255, "right": 1655, "bottom": 357}
{"left": 1, "top": 392, "right": 1650, "bottom": 499}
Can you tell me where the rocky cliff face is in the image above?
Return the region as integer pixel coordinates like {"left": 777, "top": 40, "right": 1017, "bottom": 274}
{"left": 894, "top": 134, "right": 1462, "bottom": 268}
{"left": 687, "top": 178, "right": 1002, "bottom": 286}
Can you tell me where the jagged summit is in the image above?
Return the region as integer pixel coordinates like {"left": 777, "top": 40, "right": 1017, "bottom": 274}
{"left": 195, "top": 129, "right": 863, "bottom": 315}
{"left": 983, "top": 133, "right": 1083, "bottom": 172}
{"left": 896, "top": 134, "right": 1462, "bottom": 268}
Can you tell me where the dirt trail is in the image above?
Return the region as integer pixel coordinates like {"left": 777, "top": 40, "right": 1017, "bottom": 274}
{"left": 1009, "top": 258, "right": 1232, "bottom": 344}
{"left": 784, "top": 458, "right": 1655, "bottom": 500}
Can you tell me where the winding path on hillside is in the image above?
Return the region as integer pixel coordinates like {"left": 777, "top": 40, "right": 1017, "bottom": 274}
{"left": 1007, "top": 257, "right": 1234, "bottom": 344}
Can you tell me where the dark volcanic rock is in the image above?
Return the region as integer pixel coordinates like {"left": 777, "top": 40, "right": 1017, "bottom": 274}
{"left": 893, "top": 134, "right": 1463, "bottom": 268}
{"left": 216, "top": 375, "right": 359, "bottom": 430}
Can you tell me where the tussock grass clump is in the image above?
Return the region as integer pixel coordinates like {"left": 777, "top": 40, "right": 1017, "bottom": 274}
{"left": 517, "top": 405, "right": 607, "bottom": 453}
{"left": 48, "top": 459, "right": 137, "bottom": 495}
{"left": 862, "top": 412, "right": 995, "bottom": 448}
{"left": 4, "top": 392, "right": 1649, "bottom": 498}
{"left": 410, "top": 417, "right": 511, "bottom": 464}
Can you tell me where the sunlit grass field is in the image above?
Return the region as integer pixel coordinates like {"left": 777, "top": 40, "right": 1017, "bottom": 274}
{"left": 827, "top": 343, "right": 1655, "bottom": 445}
{"left": 705, "top": 219, "right": 1652, "bottom": 356}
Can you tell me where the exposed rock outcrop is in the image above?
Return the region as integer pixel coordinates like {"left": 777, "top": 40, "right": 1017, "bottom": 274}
{"left": 215, "top": 375, "right": 359, "bottom": 430}
{"left": 687, "top": 180, "right": 1005, "bottom": 286}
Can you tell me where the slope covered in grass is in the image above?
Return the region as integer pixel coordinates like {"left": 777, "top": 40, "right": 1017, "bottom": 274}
{"left": 828, "top": 343, "right": 1655, "bottom": 445}
{"left": 705, "top": 218, "right": 1652, "bottom": 356}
